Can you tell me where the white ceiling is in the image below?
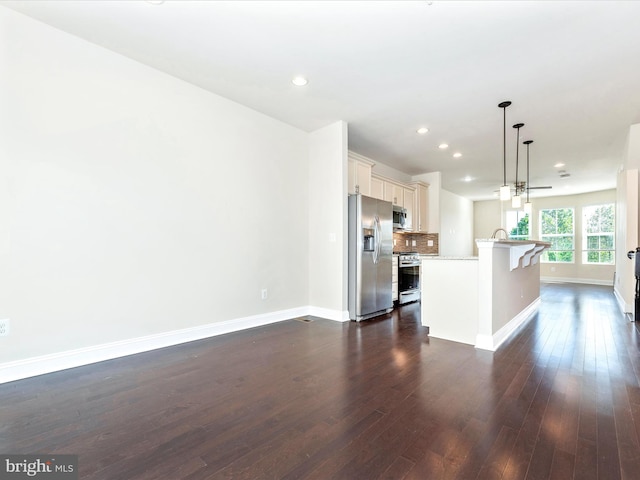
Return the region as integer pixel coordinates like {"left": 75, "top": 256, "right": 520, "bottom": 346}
{"left": 3, "top": 0, "right": 640, "bottom": 200}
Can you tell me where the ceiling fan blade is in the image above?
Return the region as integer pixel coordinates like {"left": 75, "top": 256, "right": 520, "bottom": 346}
{"left": 528, "top": 186, "right": 552, "bottom": 190}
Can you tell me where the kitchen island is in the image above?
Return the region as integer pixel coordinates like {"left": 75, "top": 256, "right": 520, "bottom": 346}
{"left": 421, "top": 239, "right": 550, "bottom": 351}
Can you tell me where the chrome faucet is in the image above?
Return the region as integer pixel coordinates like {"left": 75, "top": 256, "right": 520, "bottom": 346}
{"left": 491, "top": 228, "right": 509, "bottom": 239}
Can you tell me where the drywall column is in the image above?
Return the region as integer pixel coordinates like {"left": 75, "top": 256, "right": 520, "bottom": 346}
{"left": 615, "top": 124, "right": 640, "bottom": 317}
{"left": 308, "top": 121, "right": 349, "bottom": 320}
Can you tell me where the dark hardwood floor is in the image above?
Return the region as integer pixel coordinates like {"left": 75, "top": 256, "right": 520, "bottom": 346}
{"left": 2, "top": 283, "right": 639, "bottom": 479}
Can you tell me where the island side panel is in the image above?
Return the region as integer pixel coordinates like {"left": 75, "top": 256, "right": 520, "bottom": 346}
{"left": 421, "top": 258, "right": 479, "bottom": 345}
{"left": 490, "top": 247, "right": 541, "bottom": 334}
{"left": 476, "top": 240, "right": 545, "bottom": 350}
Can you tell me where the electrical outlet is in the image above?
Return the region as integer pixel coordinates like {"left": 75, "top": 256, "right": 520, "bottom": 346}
{"left": 428, "top": 240, "right": 434, "bottom": 247}
{"left": 0, "top": 319, "right": 9, "bottom": 337}
{"left": 412, "top": 240, "right": 417, "bottom": 247}
{"left": 261, "top": 289, "right": 268, "bottom": 300}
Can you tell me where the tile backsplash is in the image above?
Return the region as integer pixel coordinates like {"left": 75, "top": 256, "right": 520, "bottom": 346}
{"left": 393, "top": 232, "right": 439, "bottom": 255}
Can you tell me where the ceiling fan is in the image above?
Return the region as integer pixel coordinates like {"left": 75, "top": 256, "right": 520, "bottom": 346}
{"left": 513, "top": 181, "right": 552, "bottom": 195}
{"left": 493, "top": 182, "right": 552, "bottom": 196}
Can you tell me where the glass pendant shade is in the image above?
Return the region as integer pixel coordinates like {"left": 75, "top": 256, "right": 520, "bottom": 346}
{"left": 512, "top": 194, "right": 522, "bottom": 208}
{"left": 524, "top": 201, "right": 532, "bottom": 215}
{"left": 500, "top": 185, "right": 511, "bottom": 201}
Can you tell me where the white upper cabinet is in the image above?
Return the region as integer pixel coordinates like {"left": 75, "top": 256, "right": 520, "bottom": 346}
{"left": 348, "top": 152, "right": 429, "bottom": 233}
{"left": 383, "top": 181, "right": 404, "bottom": 206}
{"left": 348, "top": 152, "right": 374, "bottom": 196}
{"left": 403, "top": 187, "right": 415, "bottom": 231}
{"left": 409, "top": 181, "right": 429, "bottom": 232}
{"left": 370, "top": 176, "right": 384, "bottom": 200}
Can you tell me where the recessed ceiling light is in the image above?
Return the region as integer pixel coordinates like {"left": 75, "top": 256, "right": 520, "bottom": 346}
{"left": 292, "top": 76, "right": 308, "bottom": 87}
{"left": 463, "top": 176, "right": 473, "bottom": 182}
{"left": 453, "top": 152, "right": 462, "bottom": 158}
{"left": 417, "top": 127, "right": 429, "bottom": 135}
{"left": 438, "top": 143, "right": 449, "bottom": 149}
{"left": 554, "top": 163, "right": 565, "bottom": 168}
{"left": 145, "top": 1, "right": 165, "bottom": 4}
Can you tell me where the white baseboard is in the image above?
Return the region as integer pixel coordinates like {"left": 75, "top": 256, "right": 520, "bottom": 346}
{"left": 308, "top": 306, "right": 350, "bottom": 322}
{"left": 0, "top": 305, "right": 329, "bottom": 385}
{"left": 614, "top": 286, "right": 634, "bottom": 319}
{"left": 475, "top": 297, "right": 541, "bottom": 352}
{"left": 540, "top": 276, "right": 613, "bottom": 286}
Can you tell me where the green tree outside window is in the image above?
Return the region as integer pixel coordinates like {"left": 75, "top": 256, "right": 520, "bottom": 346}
{"left": 540, "top": 208, "right": 574, "bottom": 263}
{"left": 583, "top": 204, "right": 615, "bottom": 264}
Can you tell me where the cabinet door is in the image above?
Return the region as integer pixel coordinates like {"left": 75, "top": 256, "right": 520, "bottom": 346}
{"left": 355, "top": 162, "right": 371, "bottom": 196}
{"left": 384, "top": 181, "right": 403, "bottom": 206}
{"left": 370, "top": 176, "right": 384, "bottom": 200}
{"left": 348, "top": 159, "right": 357, "bottom": 195}
{"left": 403, "top": 188, "right": 415, "bottom": 231}
{"left": 347, "top": 159, "right": 372, "bottom": 196}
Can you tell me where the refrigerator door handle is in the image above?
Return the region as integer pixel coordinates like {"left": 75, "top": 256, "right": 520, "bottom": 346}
{"left": 373, "top": 215, "right": 381, "bottom": 264}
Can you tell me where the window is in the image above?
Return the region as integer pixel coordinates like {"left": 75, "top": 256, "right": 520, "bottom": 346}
{"left": 540, "top": 208, "right": 574, "bottom": 262}
{"left": 506, "top": 210, "right": 529, "bottom": 240}
{"left": 583, "top": 204, "right": 615, "bottom": 264}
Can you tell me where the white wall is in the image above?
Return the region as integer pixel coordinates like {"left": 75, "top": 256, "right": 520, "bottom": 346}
{"left": 474, "top": 190, "right": 617, "bottom": 285}
{"left": 0, "top": 8, "right": 315, "bottom": 364}
{"left": 439, "top": 189, "right": 474, "bottom": 256}
{"left": 473, "top": 200, "right": 502, "bottom": 248}
{"left": 615, "top": 123, "right": 640, "bottom": 315}
{"left": 534, "top": 190, "right": 616, "bottom": 285}
{"left": 308, "top": 121, "right": 348, "bottom": 319}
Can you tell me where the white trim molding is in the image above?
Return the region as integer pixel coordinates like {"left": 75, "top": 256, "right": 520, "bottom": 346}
{"left": 541, "top": 276, "right": 614, "bottom": 286}
{"left": 307, "top": 306, "right": 350, "bottom": 322}
{"left": 475, "top": 297, "right": 541, "bottom": 352}
{"left": 614, "top": 286, "right": 634, "bottom": 319}
{"left": 0, "top": 306, "right": 339, "bottom": 384}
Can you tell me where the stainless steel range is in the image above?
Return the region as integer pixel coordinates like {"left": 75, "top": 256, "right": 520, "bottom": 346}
{"left": 398, "top": 252, "right": 421, "bottom": 305}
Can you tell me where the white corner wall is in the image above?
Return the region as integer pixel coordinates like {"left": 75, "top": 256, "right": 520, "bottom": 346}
{"left": 439, "top": 189, "right": 474, "bottom": 256}
{"left": 474, "top": 190, "right": 617, "bottom": 285}
{"left": 308, "top": 121, "right": 349, "bottom": 320}
{"left": 615, "top": 123, "right": 640, "bottom": 315}
{"left": 0, "top": 7, "right": 313, "bottom": 370}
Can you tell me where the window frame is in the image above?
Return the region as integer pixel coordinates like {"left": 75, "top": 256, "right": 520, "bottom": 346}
{"left": 582, "top": 203, "right": 615, "bottom": 265}
{"left": 539, "top": 207, "right": 575, "bottom": 263}
{"left": 505, "top": 209, "right": 530, "bottom": 241}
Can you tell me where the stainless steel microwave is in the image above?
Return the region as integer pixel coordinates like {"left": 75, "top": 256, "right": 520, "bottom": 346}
{"left": 392, "top": 205, "right": 407, "bottom": 230}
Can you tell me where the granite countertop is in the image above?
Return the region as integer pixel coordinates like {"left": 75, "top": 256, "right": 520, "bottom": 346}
{"left": 422, "top": 255, "right": 478, "bottom": 260}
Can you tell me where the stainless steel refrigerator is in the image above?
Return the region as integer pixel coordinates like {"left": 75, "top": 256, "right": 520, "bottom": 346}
{"left": 348, "top": 194, "right": 393, "bottom": 321}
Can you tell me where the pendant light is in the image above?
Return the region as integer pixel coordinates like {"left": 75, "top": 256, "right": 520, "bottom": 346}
{"left": 498, "top": 101, "right": 512, "bottom": 201}
{"left": 511, "top": 122, "right": 525, "bottom": 208}
{"left": 523, "top": 140, "right": 533, "bottom": 215}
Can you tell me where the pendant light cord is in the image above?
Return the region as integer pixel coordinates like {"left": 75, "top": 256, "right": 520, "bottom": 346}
{"left": 498, "top": 101, "right": 511, "bottom": 188}
{"left": 524, "top": 140, "right": 533, "bottom": 203}
{"left": 503, "top": 107, "right": 507, "bottom": 187}
{"left": 512, "top": 123, "right": 525, "bottom": 194}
